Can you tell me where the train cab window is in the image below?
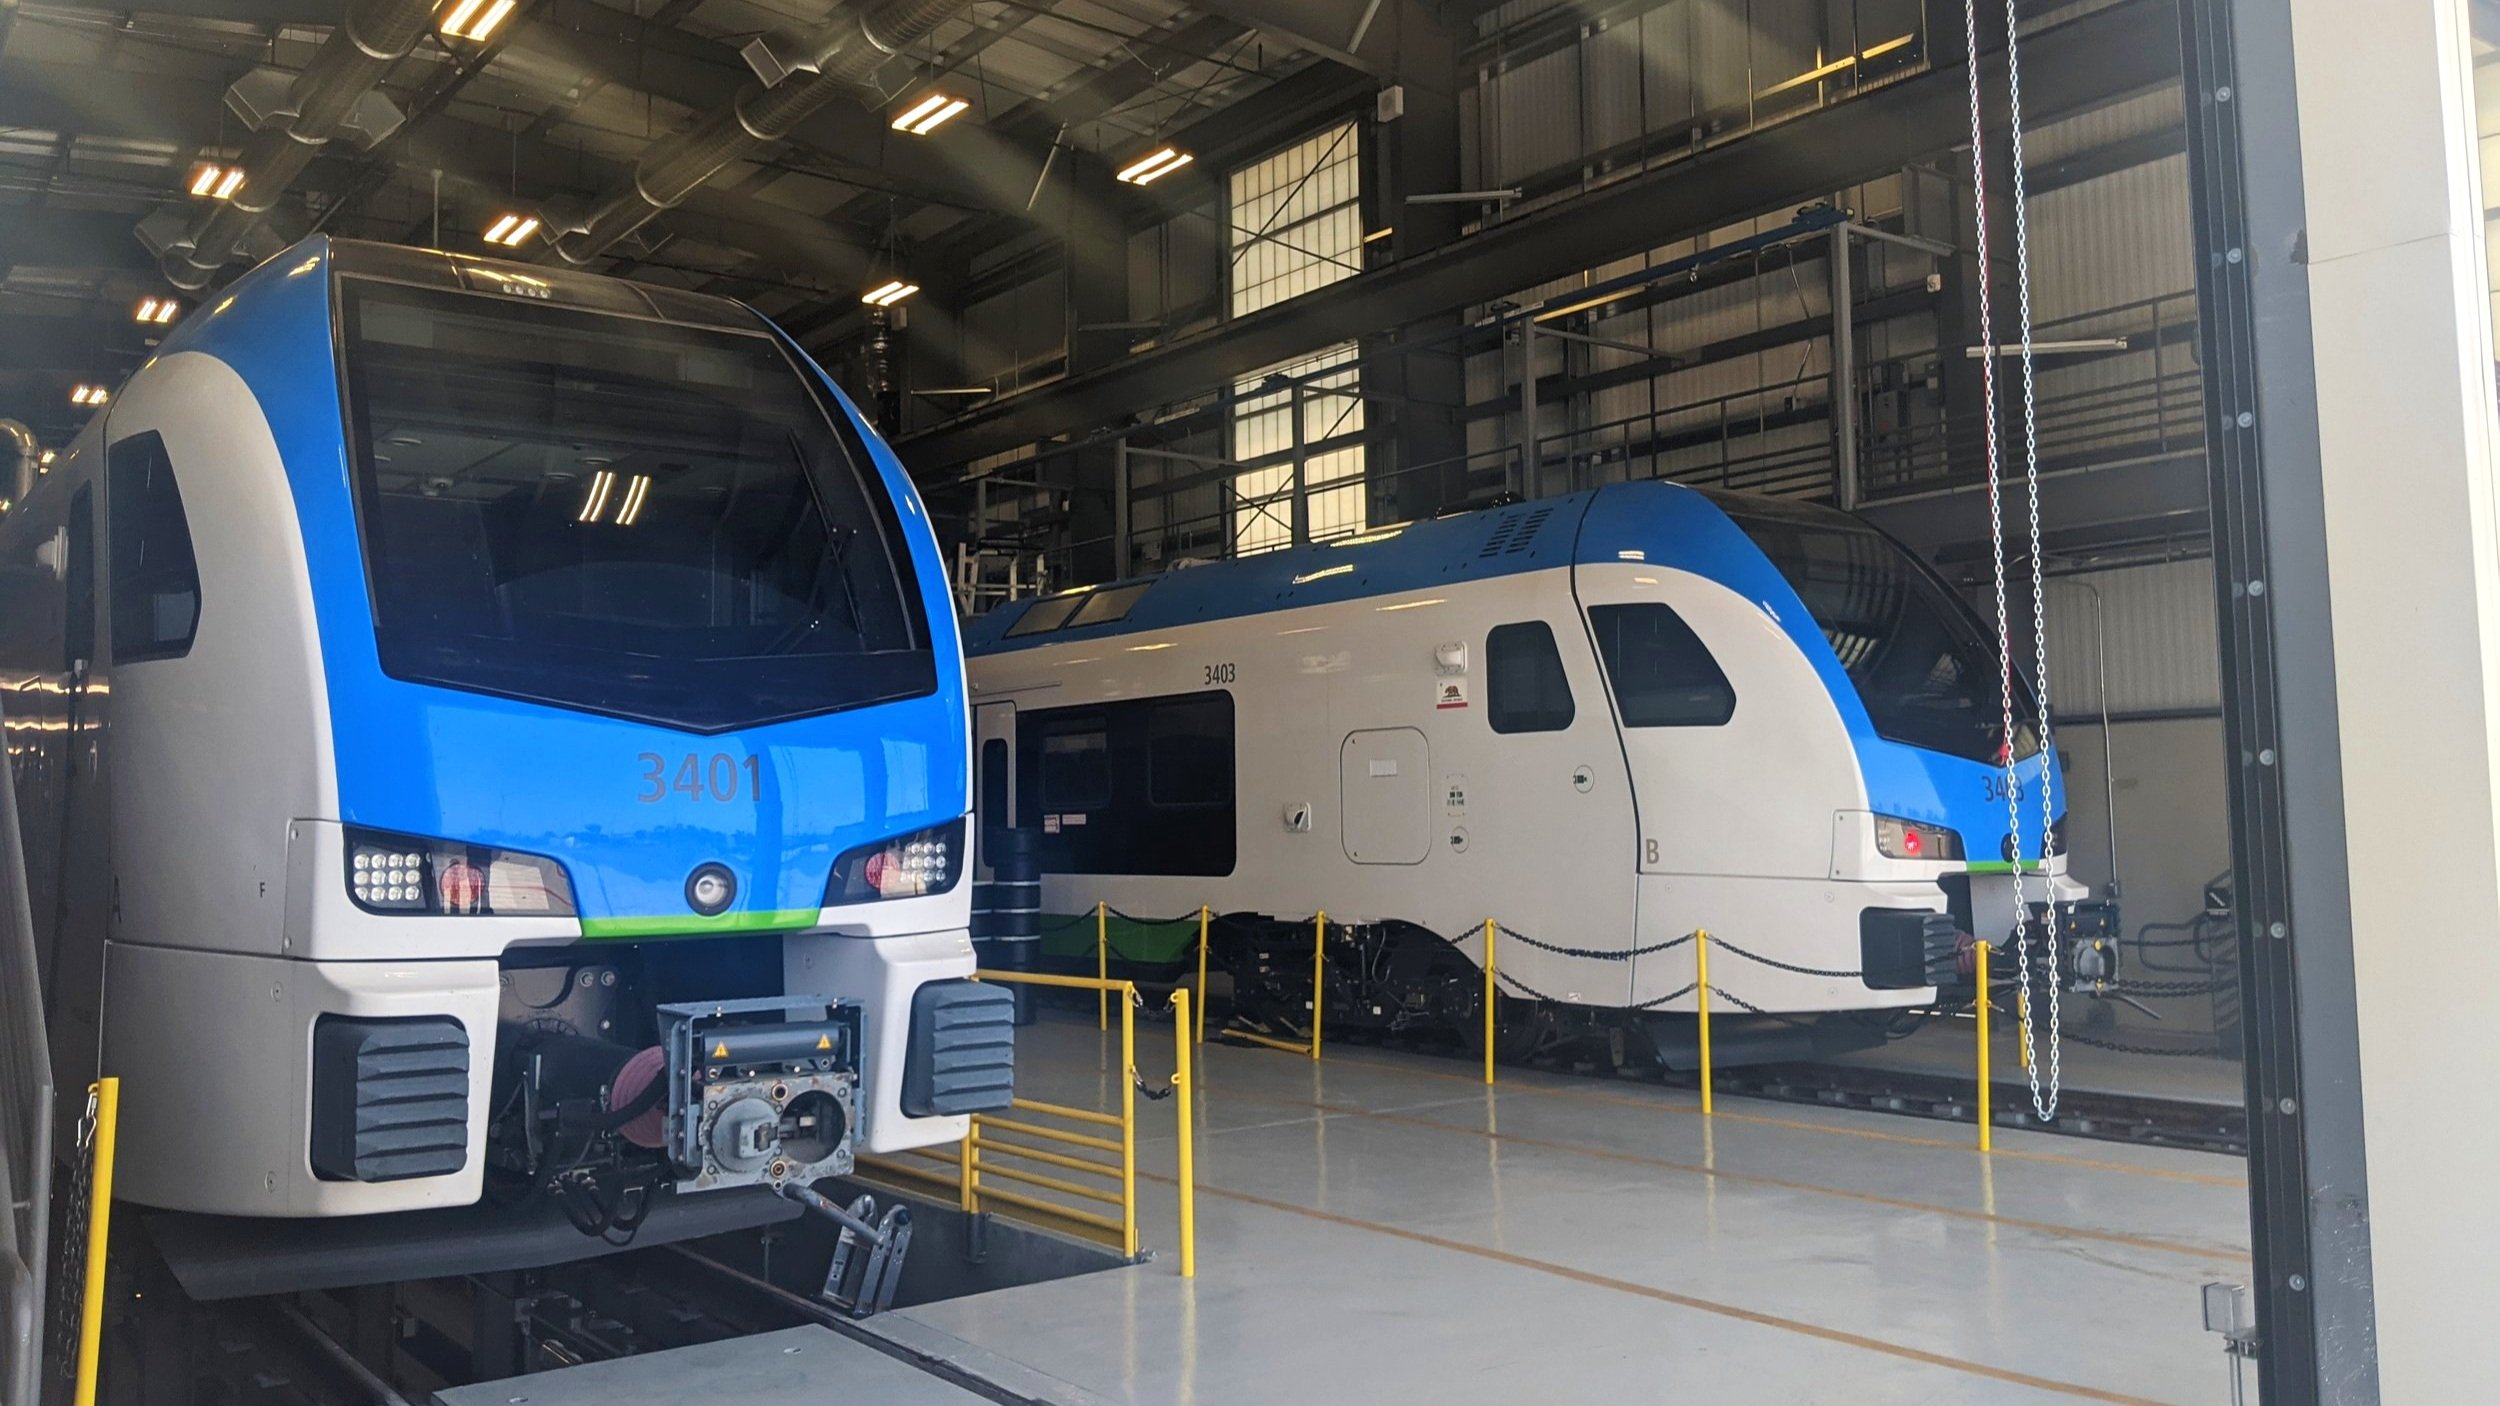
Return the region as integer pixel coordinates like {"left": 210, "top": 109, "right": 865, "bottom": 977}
{"left": 106, "top": 433, "right": 201, "bottom": 664}
{"left": 1147, "top": 693, "right": 1233, "bottom": 806}
{"left": 1037, "top": 717, "right": 1111, "bottom": 811}
{"left": 338, "top": 278, "right": 932, "bottom": 732}
{"left": 1587, "top": 603, "right": 1735, "bottom": 727}
{"left": 1486, "top": 622, "right": 1575, "bottom": 734}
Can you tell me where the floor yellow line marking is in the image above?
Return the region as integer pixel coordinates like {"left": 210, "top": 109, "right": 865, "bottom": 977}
{"left": 1203, "top": 1085, "right": 2246, "bottom": 1265}
{"left": 1305, "top": 1046, "right": 2249, "bottom": 1189}
{"left": 1180, "top": 1177, "right": 2184, "bottom": 1406}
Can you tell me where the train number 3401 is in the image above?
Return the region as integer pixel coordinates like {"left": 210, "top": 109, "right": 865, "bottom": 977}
{"left": 639, "top": 752, "right": 763, "bottom": 803}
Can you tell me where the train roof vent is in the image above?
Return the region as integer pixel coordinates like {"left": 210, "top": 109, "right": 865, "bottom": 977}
{"left": 1477, "top": 505, "right": 1557, "bottom": 558}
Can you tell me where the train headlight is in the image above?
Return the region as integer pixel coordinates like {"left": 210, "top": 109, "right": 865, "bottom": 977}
{"left": 346, "top": 827, "right": 576, "bottom": 917}
{"left": 1873, "top": 815, "right": 1964, "bottom": 862}
{"left": 826, "top": 819, "right": 964, "bottom": 903}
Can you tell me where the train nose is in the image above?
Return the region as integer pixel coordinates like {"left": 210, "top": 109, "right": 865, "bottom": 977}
{"left": 685, "top": 863, "right": 738, "bottom": 915}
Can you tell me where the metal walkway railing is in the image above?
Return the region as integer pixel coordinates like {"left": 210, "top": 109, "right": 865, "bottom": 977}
{"left": 1, "top": 694, "right": 55, "bottom": 1406}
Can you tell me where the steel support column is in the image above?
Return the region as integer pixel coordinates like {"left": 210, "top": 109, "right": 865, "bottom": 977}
{"left": 1830, "top": 224, "right": 1860, "bottom": 511}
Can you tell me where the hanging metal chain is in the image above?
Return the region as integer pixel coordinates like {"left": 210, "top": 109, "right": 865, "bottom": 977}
{"left": 1494, "top": 924, "right": 1694, "bottom": 962}
{"left": 1702, "top": 936, "right": 1862, "bottom": 981}
{"left": 2002, "top": 0, "right": 2062, "bottom": 1125}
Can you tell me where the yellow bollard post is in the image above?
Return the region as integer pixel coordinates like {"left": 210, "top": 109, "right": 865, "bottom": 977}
{"left": 1482, "top": 918, "right": 1497, "bottom": 1086}
{"left": 1695, "top": 930, "right": 1714, "bottom": 1116}
{"left": 1097, "top": 900, "right": 1110, "bottom": 1031}
{"left": 1976, "top": 941, "right": 1993, "bottom": 1153}
{"left": 1310, "top": 911, "right": 1326, "bottom": 1061}
{"left": 1119, "top": 984, "right": 1138, "bottom": 1258}
{"left": 1171, "top": 989, "right": 1196, "bottom": 1279}
{"left": 72, "top": 1077, "right": 120, "bottom": 1406}
{"left": 1195, "top": 905, "right": 1211, "bottom": 1044}
{"left": 960, "top": 1121, "right": 979, "bottom": 1213}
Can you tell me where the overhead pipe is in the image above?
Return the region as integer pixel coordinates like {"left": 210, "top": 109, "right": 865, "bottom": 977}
{"left": 551, "top": 0, "right": 967, "bottom": 264}
{"left": 1, "top": 421, "right": 36, "bottom": 507}
{"left": 157, "top": 0, "right": 437, "bottom": 290}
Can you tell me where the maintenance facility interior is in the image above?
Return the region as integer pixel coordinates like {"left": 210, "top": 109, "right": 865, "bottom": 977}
{"left": 1, "top": 0, "right": 2495, "bottom": 1402}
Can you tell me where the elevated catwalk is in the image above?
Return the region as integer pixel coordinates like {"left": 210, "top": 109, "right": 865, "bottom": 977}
{"left": 851, "top": 1012, "right": 2249, "bottom": 1406}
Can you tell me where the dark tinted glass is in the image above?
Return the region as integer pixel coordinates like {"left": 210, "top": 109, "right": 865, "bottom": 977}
{"left": 1587, "top": 603, "right": 1734, "bottom": 726}
{"left": 64, "top": 487, "right": 93, "bottom": 672}
{"left": 1068, "top": 582, "right": 1152, "bottom": 629}
{"left": 339, "top": 279, "right": 930, "bottom": 732}
{"left": 107, "top": 433, "right": 201, "bottom": 664}
{"left": 1486, "top": 622, "right": 1575, "bottom": 734}
{"left": 1720, "top": 497, "right": 2036, "bottom": 762}
{"left": 1148, "top": 693, "right": 1233, "bottom": 805}
{"left": 1038, "top": 717, "right": 1110, "bottom": 810}
{"left": 1006, "top": 594, "right": 1085, "bottom": 637}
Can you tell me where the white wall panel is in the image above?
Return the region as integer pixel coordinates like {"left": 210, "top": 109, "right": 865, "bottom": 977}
{"left": 2043, "top": 558, "right": 2221, "bottom": 717}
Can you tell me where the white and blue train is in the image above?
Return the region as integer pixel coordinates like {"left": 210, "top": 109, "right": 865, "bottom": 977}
{"left": 0, "top": 238, "right": 1011, "bottom": 1225}
{"left": 964, "top": 485, "right": 2097, "bottom": 1063}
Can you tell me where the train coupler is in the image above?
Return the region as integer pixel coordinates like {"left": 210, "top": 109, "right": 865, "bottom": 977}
{"left": 776, "top": 1181, "right": 913, "bottom": 1317}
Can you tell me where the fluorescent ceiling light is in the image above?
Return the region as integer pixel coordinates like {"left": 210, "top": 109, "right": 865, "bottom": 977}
{"left": 483, "top": 213, "right": 539, "bottom": 247}
{"left": 134, "top": 297, "right": 178, "bottom": 325}
{"left": 861, "top": 280, "right": 919, "bottom": 307}
{"left": 70, "top": 385, "right": 109, "bottom": 407}
{"left": 891, "top": 93, "right": 969, "bottom": 135}
{"left": 190, "top": 164, "right": 245, "bottom": 200}
{"left": 1115, "top": 147, "right": 1193, "bottom": 185}
{"left": 437, "top": 0, "right": 514, "bottom": 41}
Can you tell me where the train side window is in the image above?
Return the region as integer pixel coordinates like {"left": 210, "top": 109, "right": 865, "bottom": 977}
{"left": 1486, "top": 622, "right": 1575, "bottom": 734}
{"left": 980, "top": 739, "right": 1010, "bottom": 825}
{"left": 64, "top": 487, "right": 94, "bottom": 673}
{"left": 1147, "top": 693, "right": 1233, "bottom": 806}
{"left": 1037, "top": 716, "right": 1111, "bottom": 811}
{"left": 106, "top": 433, "right": 202, "bottom": 664}
{"left": 1587, "top": 603, "right": 1735, "bottom": 727}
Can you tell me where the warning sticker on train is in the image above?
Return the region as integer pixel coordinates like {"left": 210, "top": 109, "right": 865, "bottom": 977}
{"left": 1435, "top": 678, "right": 1470, "bottom": 710}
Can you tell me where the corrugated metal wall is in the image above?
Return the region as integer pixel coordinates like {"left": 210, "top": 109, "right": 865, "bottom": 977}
{"left": 2042, "top": 559, "right": 2222, "bottom": 718}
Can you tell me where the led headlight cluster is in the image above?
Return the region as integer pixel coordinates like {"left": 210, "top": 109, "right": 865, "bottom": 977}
{"left": 826, "top": 819, "right": 964, "bottom": 903}
{"left": 1873, "top": 814, "right": 1965, "bottom": 862}
{"left": 351, "top": 846, "right": 428, "bottom": 909}
{"left": 345, "top": 827, "right": 576, "bottom": 916}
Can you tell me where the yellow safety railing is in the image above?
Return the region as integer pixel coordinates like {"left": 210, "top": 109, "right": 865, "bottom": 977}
{"left": 72, "top": 1078, "right": 119, "bottom": 1406}
{"left": 857, "top": 971, "right": 1195, "bottom": 1276}
{"left": 1976, "top": 940, "right": 1994, "bottom": 1152}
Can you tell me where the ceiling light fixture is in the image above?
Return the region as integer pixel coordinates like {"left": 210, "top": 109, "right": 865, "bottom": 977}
{"left": 891, "top": 92, "right": 970, "bottom": 135}
{"left": 436, "top": 0, "right": 515, "bottom": 42}
{"left": 70, "top": 384, "right": 109, "bottom": 407}
{"left": 1115, "top": 146, "right": 1192, "bottom": 185}
{"left": 189, "top": 164, "right": 246, "bottom": 200}
{"left": 483, "top": 213, "right": 540, "bottom": 247}
{"left": 134, "top": 297, "right": 179, "bottom": 325}
{"left": 861, "top": 279, "right": 919, "bottom": 308}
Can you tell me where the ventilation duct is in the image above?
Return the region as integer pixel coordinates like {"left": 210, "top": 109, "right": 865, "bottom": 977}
{"left": 150, "top": 0, "right": 435, "bottom": 291}
{"left": 550, "top": 0, "right": 966, "bottom": 264}
{"left": 1, "top": 421, "right": 36, "bottom": 506}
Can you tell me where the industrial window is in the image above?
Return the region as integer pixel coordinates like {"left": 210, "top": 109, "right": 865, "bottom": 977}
{"left": 1486, "top": 622, "right": 1576, "bottom": 734}
{"left": 106, "top": 433, "right": 201, "bottom": 664}
{"left": 1036, "top": 718, "right": 1111, "bottom": 811}
{"left": 1148, "top": 693, "right": 1234, "bottom": 806}
{"left": 1587, "top": 604, "right": 1735, "bottom": 727}
{"left": 1228, "top": 121, "right": 1367, "bottom": 555}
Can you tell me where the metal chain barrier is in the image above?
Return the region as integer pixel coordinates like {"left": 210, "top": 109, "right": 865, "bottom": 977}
{"left": 1699, "top": 935, "right": 1862, "bottom": 981}
{"left": 2059, "top": 1029, "right": 2227, "bottom": 1059}
{"left": 1494, "top": 923, "right": 1694, "bottom": 963}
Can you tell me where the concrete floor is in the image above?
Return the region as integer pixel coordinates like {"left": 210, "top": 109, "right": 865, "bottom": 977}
{"left": 856, "top": 1012, "right": 2256, "bottom": 1406}
{"left": 1831, "top": 1016, "right": 2247, "bottom": 1106}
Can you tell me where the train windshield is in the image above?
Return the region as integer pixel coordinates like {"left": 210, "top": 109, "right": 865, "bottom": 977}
{"left": 338, "top": 279, "right": 933, "bottom": 732}
{"left": 1719, "top": 498, "right": 2040, "bottom": 764}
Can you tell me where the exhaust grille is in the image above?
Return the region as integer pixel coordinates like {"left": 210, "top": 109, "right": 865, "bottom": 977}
{"left": 310, "top": 1015, "right": 470, "bottom": 1183}
{"left": 902, "top": 980, "right": 1015, "bottom": 1117}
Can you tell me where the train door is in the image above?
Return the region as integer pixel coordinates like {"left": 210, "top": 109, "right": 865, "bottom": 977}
{"left": 973, "top": 701, "right": 1015, "bottom": 878}
{"left": 1340, "top": 727, "right": 1431, "bottom": 864}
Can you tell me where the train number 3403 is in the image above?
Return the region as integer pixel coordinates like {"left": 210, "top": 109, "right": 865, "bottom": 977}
{"left": 639, "top": 752, "right": 763, "bottom": 803}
